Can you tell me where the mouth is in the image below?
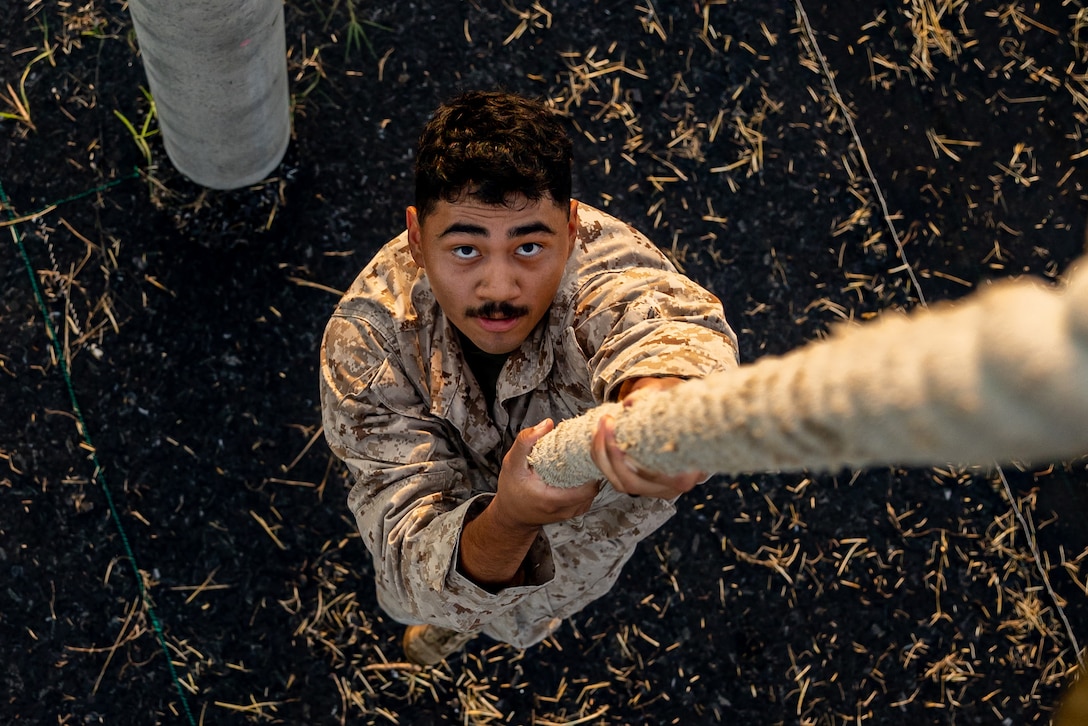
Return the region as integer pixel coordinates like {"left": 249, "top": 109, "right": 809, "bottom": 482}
{"left": 473, "top": 315, "right": 523, "bottom": 333}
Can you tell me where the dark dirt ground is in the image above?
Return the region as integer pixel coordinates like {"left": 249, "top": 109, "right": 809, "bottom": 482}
{"left": 3, "top": 0, "right": 1088, "bottom": 724}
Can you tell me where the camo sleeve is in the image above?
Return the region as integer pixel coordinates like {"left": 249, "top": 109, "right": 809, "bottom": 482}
{"left": 567, "top": 209, "right": 740, "bottom": 402}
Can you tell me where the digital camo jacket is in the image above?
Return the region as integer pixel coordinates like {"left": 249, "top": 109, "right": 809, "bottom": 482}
{"left": 320, "top": 203, "right": 739, "bottom": 648}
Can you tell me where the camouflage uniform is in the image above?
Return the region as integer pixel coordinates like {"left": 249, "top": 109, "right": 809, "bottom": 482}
{"left": 320, "top": 204, "right": 738, "bottom": 648}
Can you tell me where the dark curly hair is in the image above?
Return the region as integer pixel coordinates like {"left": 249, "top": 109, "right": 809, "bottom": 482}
{"left": 414, "top": 90, "right": 573, "bottom": 221}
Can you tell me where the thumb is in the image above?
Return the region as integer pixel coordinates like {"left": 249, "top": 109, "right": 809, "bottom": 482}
{"left": 517, "top": 418, "right": 555, "bottom": 449}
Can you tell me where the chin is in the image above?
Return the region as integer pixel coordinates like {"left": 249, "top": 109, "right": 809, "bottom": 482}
{"left": 485, "top": 331, "right": 529, "bottom": 355}
{"left": 482, "top": 339, "right": 522, "bottom": 355}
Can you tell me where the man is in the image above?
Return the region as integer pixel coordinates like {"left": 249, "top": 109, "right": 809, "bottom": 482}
{"left": 320, "top": 90, "right": 738, "bottom": 665}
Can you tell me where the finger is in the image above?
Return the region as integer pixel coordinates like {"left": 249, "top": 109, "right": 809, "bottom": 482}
{"left": 515, "top": 418, "right": 555, "bottom": 456}
{"left": 522, "top": 418, "right": 554, "bottom": 443}
{"left": 602, "top": 429, "right": 649, "bottom": 494}
{"left": 593, "top": 409, "right": 673, "bottom": 492}
{"left": 615, "top": 459, "right": 703, "bottom": 498}
{"left": 591, "top": 415, "right": 625, "bottom": 492}
{"left": 509, "top": 419, "right": 555, "bottom": 479}
{"left": 620, "top": 377, "right": 681, "bottom": 408}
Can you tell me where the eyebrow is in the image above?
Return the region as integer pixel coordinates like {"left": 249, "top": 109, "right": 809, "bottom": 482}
{"left": 438, "top": 222, "right": 487, "bottom": 238}
{"left": 438, "top": 221, "right": 557, "bottom": 238}
{"left": 510, "top": 221, "right": 556, "bottom": 237}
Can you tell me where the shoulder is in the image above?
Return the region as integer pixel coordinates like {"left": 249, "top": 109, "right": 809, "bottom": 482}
{"left": 321, "top": 231, "right": 440, "bottom": 383}
{"left": 554, "top": 203, "right": 681, "bottom": 315}
{"left": 330, "top": 232, "right": 438, "bottom": 336}
{"left": 571, "top": 203, "right": 675, "bottom": 273}
{"left": 337, "top": 233, "right": 416, "bottom": 313}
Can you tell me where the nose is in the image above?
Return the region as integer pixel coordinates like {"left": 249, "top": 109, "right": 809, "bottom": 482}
{"left": 477, "top": 259, "right": 519, "bottom": 300}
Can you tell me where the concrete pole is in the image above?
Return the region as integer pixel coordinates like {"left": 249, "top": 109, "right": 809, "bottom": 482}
{"left": 128, "top": 0, "right": 290, "bottom": 190}
{"left": 528, "top": 256, "right": 1088, "bottom": 487}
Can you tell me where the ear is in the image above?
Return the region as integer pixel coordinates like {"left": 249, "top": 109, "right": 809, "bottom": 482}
{"left": 565, "top": 200, "right": 579, "bottom": 257}
{"left": 406, "top": 206, "right": 424, "bottom": 267}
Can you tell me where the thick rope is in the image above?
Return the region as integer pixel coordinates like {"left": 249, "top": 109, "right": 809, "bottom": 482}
{"left": 529, "top": 257, "right": 1088, "bottom": 485}
{"left": 791, "top": 0, "right": 1083, "bottom": 670}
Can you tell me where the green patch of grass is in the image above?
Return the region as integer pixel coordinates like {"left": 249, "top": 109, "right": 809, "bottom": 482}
{"left": 0, "top": 49, "right": 51, "bottom": 132}
{"left": 113, "top": 88, "right": 158, "bottom": 168}
{"left": 317, "top": 0, "right": 391, "bottom": 60}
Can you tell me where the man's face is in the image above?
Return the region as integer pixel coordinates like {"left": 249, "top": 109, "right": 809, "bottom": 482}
{"left": 407, "top": 195, "right": 579, "bottom": 355}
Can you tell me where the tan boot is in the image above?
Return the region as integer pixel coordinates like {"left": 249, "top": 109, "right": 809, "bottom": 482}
{"left": 1056, "top": 668, "right": 1088, "bottom": 726}
{"left": 402, "top": 624, "right": 478, "bottom": 666}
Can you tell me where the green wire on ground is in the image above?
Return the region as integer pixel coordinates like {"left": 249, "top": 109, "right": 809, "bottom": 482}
{"left": 1, "top": 172, "right": 198, "bottom": 726}
{"left": 0, "top": 171, "right": 140, "bottom": 227}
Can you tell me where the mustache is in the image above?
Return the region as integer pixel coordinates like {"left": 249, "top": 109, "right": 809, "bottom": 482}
{"left": 465, "top": 301, "right": 530, "bottom": 319}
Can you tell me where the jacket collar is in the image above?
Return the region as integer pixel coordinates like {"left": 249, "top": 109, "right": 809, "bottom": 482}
{"left": 428, "top": 309, "right": 556, "bottom": 459}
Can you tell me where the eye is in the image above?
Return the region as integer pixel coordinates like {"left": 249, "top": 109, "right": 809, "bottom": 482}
{"left": 451, "top": 245, "right": 479, "bottom": 260}
{"left": 515, "top": 242, "right": 543, "bottom": 257}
